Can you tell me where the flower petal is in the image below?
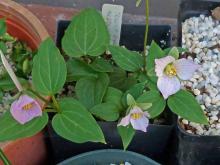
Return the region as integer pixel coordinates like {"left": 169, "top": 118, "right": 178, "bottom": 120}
{"left": 174, "top": 58, "right": 199, "bottom": 80}
{"left": 118, "top": 115, "right": 130, "bottom": 127}
{"left": 130, "top": 116, "right": 149, "bottom": 132}
{"left": 155, "top": 56, "right": 175, "bottom": 77}
{"left": 129, "top": 106, "right": 143, "bottom": 114}
{"left": 10, "top": 95, "right": 42, "bottom": 124}
{"left": 16, "top": 95, "right": 36, "bottom": 110}
{"left": 157, "top": 75, "right": 181, "bottom": 99}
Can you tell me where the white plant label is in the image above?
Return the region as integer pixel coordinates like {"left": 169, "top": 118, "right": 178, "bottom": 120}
{"left": 102, "top": 4, "right": 124, "bottom": 46}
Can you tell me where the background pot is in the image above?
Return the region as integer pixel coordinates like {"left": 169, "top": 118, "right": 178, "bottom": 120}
{"left": 0, "top": 0, "right": 48, "bottom": 49}
{"left": 173, "top": 1, "right": 220, "bottom": 165}
{"left": 0, "top": 0, "right": 49, "bottom": 165}
{"left": 47, "top": 20, "right": 173, "bottom": 165}
{"left": 58, "top": 149, "right": 160, "bottom": 165}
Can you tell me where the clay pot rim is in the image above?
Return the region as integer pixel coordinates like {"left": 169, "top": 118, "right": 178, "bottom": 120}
{"left": 0, "top": 0, "right": 49, "bottom": 42}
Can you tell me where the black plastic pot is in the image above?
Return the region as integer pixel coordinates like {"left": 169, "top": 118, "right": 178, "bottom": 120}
{"left": 48, "top": 21, "right": 173, "bottom": 164}
{"left": 174, "top": 1, "right": 220, "bottom": 165}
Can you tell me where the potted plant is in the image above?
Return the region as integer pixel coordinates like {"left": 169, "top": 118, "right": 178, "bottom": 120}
{"left": 174, "top": 0, "right": 220, "bottom": 164}
{"left": 51, "top": 21, "right": 173, "bottom": 164}
{"left": 0, "top": 0, "right": 207, "bottom": 165}
{"left": 0, "top": 0, "right": 49, "bottom": 165}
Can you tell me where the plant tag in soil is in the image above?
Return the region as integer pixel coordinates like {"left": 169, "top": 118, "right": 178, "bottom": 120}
{"left": 102, "top": 4, "right": 124, "bottom": 46}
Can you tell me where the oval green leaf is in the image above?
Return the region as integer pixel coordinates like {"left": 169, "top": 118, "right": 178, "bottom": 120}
{"left": 109, "top": 46, "right": 144, "bottom": 72}
{"left": 0, "top": 111, "right": 48, "bottom": 142}
{"left": 89, "top": 58, "right": 113, "bottom": 72}
{"left": 168, "top": 90, "right": 208, "bottom": 125}
{"left": 67, "top": 58, "right": 97, "bottom": 81}
{"left": 90, "top": 103, "right": 119, "bottom": 121}
{"left": 52, "top": 98, "right": 105, "bottom": 143}
{"left": 32, "top": 38, "right": 67, "bottom": 95}
{"left": 103, "top": 87, "right": 123, "bottom": 110}
{"left": 109, "top": 67, "right": 137, "bottom": 92}
{"left": 137, "top": 90, "right": 166, "bottom": 118}
{"left": 76, "top": 73, "right": 109, "bottom": 109}
{"left": 62, "top": 8, "right": 110, "bottom": 57}
{"left": 117, "top": 125, "right": 135, "bottom": 150}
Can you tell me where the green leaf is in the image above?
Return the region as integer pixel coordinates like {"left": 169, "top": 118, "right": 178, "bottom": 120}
{"left": 137, "top": 103, "right": 152, "bottom": 111}
{"left": 164, "top": 47, "right": 188, "bottom": 54}
{"left": 146, "top": 41, "right": 165, "bottom": 82}
{"left": 52, "top": 98, "right": 105, "bottom": 143}
{"left": 0, "top": 76, "right": 28, "bottom": 91}
{"left": 67, "top": 58, "right": 97, "bottom": 81}
{"left": 167, "top": 47, "right": 179, "bottom": 59}
{"left": 90, "top": 103, "right": 119, "bottom": 121}
{"left": 103, "top": 87, "right": 123, "bottom": 110}
{"left": 122, "top": 82, "right": 146, "bottom": 107}
{"left": 146, "top": 80, "right": 157, "bottom": 90}
{"left": 127, "top": 94, "right": 136, "bottom": 106}
{"left": 137, "top": 90, "right": 165, "bottom": 118}
{"left": 32, "top": 38, "right": 67, "bottom": 95}
{"left": 117, "top": 125, "right": 135, "bottom": 150}
{"left": 168, "top": 90, "right": 208, "bottom": 125}
{"left": 0, "top": 42, "right": 7, "bottom": 53}
{"left": 109, "top": 46, "right": 144, "bottom": 72}
{"left": 125, "top": 82, "right": 145, "bottom": 99}
{"left": 62, "top": 8, "right": 110, "bottom": 57}
{"left": 0, "top": 111, "right": 48, "bottom": 142}
{"left": 76, "top": 73, "right": 109, "bottom": 109}
{"left": 89, "top": 58, "right": 113, "bottom": 72}
{"left": 0, "top": 19, "right": 6, "bottom": 36}
{"left": 109, "top": 67, "right": 137, "bottom": 92}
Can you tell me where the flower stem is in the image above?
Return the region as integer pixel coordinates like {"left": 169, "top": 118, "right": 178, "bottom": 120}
{"left": 0, "top": 148, "right": 11, "bottom": 165}
{"left": 25, "top": 89, "right": 57, "bottom": 111}
{"left": 44, "top": 109, "right": 57, "bottom": 113}
{"left": 143, "top": 0, "right": 149, "bottom": 72}
{"left": 51, "top": 95, "right": 61, "bottom": 113}
{"left": 27, "top": 89, "right": 50, "bottom": 104}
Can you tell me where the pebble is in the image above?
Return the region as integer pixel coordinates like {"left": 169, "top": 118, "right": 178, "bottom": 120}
{"left": 181, "top": 14, "right": 220, "bottom": 135}
{"left": 182, "top": 119, "right": 189, "bottom": 125}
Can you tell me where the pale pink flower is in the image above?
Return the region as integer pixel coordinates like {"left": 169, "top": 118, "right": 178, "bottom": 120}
{"left": 155, "top": 56, "right": 199, "bottom": 99}
{"left": 10, "top": 95, "right": 42, "bottom": 124}
{"left": 118, "top": 106, "right": 149, "bottom": 132}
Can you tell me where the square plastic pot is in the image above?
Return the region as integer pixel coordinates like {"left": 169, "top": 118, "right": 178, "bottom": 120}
{"left": 174, "top": 1, "right": 220, "bottom": 165}
{"left": 47, "top": 21, "right": 173, "bottom": 164}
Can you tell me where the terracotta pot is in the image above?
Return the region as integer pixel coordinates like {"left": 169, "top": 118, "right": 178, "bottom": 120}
{"left": 0, "top": 0, "right": 49, "bottom": 49}
{"left": 0, "top": 0, "right": 49, "bottom": 165}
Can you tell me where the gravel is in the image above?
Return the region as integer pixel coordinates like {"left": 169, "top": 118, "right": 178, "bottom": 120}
{"left": 181, "top": 14, "right": 220, "bottom": 135}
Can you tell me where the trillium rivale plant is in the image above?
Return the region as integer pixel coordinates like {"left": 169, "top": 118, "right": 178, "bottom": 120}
{"left": 0, "top": 1, "right": 208, "bottom": 161}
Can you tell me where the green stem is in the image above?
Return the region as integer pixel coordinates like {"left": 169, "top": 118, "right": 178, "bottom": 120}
{"left": 44, "top": 109, "right": 57, "bottom": 113}
{"left": 52, "top": 95, "right": 61, "bottom": 113}
{"left": 0, "top": 149, "right": 11, "bottom": 165}
{"left": 25, "top": 89, "right": 58, "bottom": 112}
{"left": 143, "top": 0, "right": 149, "bottom": 72}
{"left": 27, "top": 89, "right": 50, "bottom": 104}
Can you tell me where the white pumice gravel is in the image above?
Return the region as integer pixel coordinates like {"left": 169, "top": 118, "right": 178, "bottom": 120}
{"left": 181, "top": 14, "right": 220, "bottom": 135}
{"left": 0, "top": 41, "right": 17, "bottom": 116}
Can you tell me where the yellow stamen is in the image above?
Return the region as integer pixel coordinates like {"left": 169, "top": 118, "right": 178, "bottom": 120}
{"left": 131, "top": 113, "right": 143, "bottom": 120}
{"left": 164, "top": 64, "right": 177, "bottom": 77}
{"left": 22, "top": 103, "right": 33, "bottom": 111}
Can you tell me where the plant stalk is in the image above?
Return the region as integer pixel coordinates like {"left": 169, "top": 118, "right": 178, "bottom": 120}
{"left": 27, "top": 89, "right": 50, "bottom": 105}
{"left": 0, "top": 149, "right": 11, "bottom": 165}
{"left": 143, "top": 0, "right": 149, "bottom": 72}
{"left": 52, "top": 95, "right": 61, "bottom": 113}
